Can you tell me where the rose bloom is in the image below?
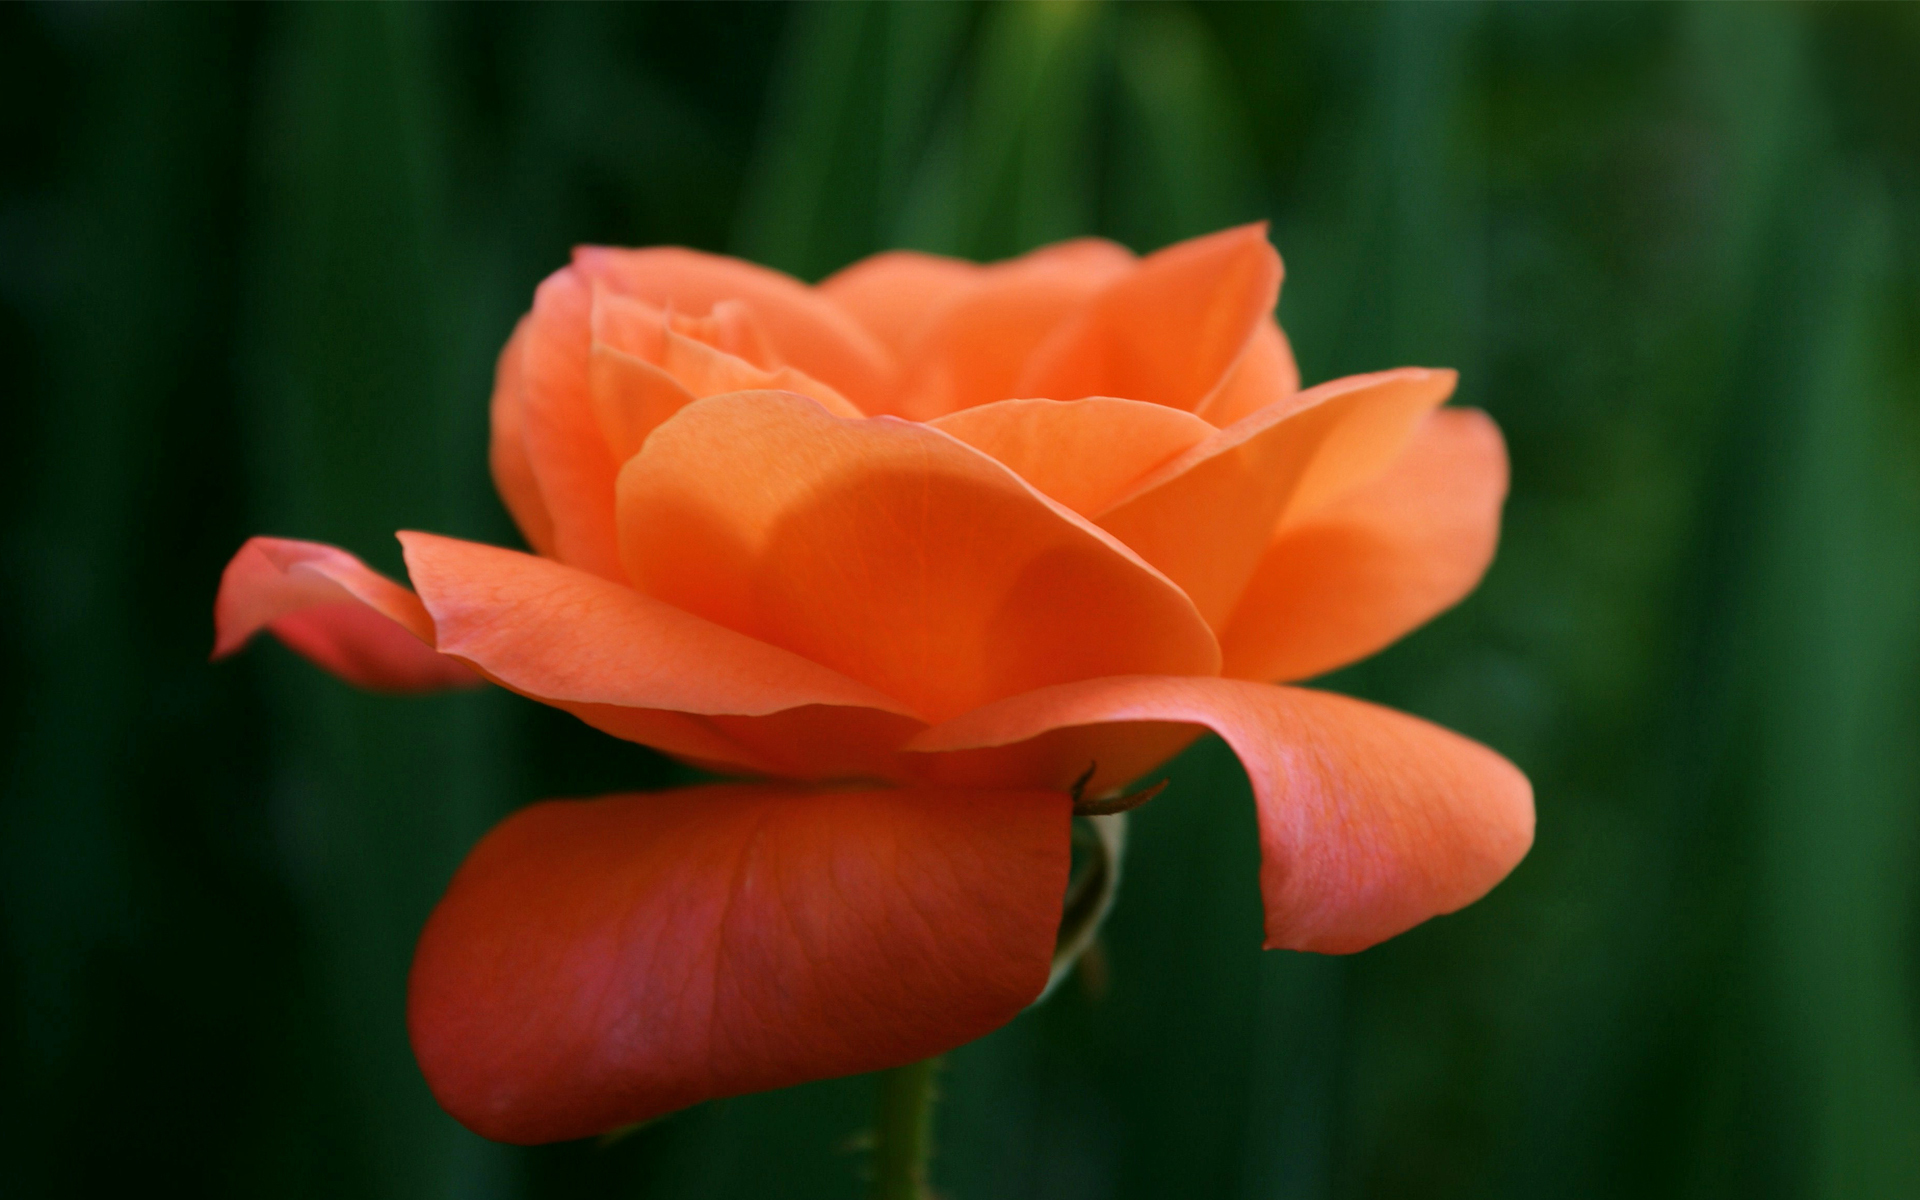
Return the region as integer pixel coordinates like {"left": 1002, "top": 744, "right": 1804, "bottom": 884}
{"left": 215, "top": 224, "right": 1531, "bottom": 1144}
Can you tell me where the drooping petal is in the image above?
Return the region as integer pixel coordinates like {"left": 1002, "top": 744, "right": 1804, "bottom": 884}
{"left": 409, "top": 782, "right": 1072, "bottom": 1143}
{"left": 1015, "top": 223, "right": 1281, "bottom": 413}
{"left": 929, "top": 397, "right": 1215, "bottom": 516}
{"left": 1193, "top": 317, "right": 1302, "bottom": 428}
{"left": 880, "top": 238, "right": 1136, "bottom": 419}
{"left": 572, "top": 245, "right": 893, "bottom": 409}
{"left": 212, "top": 537, "right": 478, "bottom": 692}
{"left": 1095, "top": 368, "right": 1457, "bottom": 628}
{"left": 398, "top": 531, "right": 910, "bottom": 718}
{"left": 819, "top": 249, "right": 982, "bottom": 357}
{"left": 615, "top": 391, "right": 1221, "bottom": 723}
{"left": 488, "top": 317, "right": 558, "bottom": 557}
{"left": 909, "top": 676, "right": 1533, "bottom": 954}
{"left": 1222, "top": 408, "right": 1509, "bottom": 682}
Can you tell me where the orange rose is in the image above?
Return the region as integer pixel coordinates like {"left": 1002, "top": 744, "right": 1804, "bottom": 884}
{"left": 214, "top": 224, "right": 1531, "bottom": 1144}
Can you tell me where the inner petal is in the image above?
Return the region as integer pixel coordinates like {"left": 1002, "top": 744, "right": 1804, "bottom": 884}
{"left": 616, "top": 391, "right": 1220, "bottom": 722}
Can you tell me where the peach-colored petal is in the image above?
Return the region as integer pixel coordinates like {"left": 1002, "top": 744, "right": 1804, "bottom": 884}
{"left": 588, "top": 290, "right": 865, "bottom": 461}
{"left": 616, "top": 391, "right": 1221, "bottom": 723}
{"left": 883, "top": 239, "right": 1137, "bottom": 420}
{"left": 908, "top": 676, "right": 1534, "bottom": 954}
{"left": 572, "top": 245, "right": 893, "bottom": 408}
{"left": 409, "top": 782, "right": 1072, "bottom": 1143}
{"left": 488, "top": 317, "right": 558, "bottom": 557}
{"left": 930, "top": 397, "right": 1215, "bottom": 517}
{"left": 212, "top": 537, "right": 478, "bottom": 693}
{"left": 1194, "top": 318, "right": 1302, "bottom": 428}
{"left": 1095, "top": 368, "right": 1458, "bottom": 628}
{"left": 819, "top": 250, "right": 983, "bottom": 356}
{"left": 517, "top": 270, "right": 625, "bottom": 579}
{"left": 1016, "top": 223, "right": 1281, "bottom": 413}
{"left": 1223, "top": 409, "right": 1509, "bottom": 682}
{"left": 398, "top": 531, "right": 911, "bottom": 719}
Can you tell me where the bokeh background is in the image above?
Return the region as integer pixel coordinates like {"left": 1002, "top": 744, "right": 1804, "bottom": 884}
{"left": 5, "top": 2, "right": 1919, "bottom": 1197}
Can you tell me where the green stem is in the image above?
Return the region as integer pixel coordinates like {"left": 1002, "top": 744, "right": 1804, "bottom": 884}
{"left": 868, "top": 1056, "right": 943, "bottom": 1200}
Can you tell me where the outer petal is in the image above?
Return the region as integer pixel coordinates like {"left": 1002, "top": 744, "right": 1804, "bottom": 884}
{"left": 1016, "top": 223, "right": 1281, "bottom": 413}
{"left": 488, "top": 316, "right": 558, "bottom": 557}
{"left": 819, "top": 250, "right": 982, "bottom": 357}
{"left": 572, "top": 245, "right": 893, "bottom": 409}
{"left": 1095, "top": 368, "right": 1457, "bottom": 628}
{"left": 212, "top": 537, "right": 478, "bottom": 692}
{"left": 616, "top": 391, "right": 1221, "bottom": 723}
{"left": 1223, "top": 409, "right": 1509, "bottom": 682}
{"left": 880, "top": 239, "right": 1136, "bottom": 420}
{"left": 518, "top": 269, "right": 626, "bottom": 579}
{"left": 398, "top": 531, "right": 910, "bottom": 718}
{"left": 929, "top": 397, "right": 1214, "bottom": 516}
{"left": 409, "top": 782, "right": 1072, "bottom": 1143}
{"left": 909, "top": 676, "right": 1533, "bottom": 954}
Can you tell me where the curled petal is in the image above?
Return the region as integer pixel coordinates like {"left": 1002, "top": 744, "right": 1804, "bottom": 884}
{"left": 409, "top": 783, "right": 1072, "bottom": 1143}
{"left": 1223, "top": 408, "right": 1509, "bottom": 682}
{"left": 1096, "top": 368, "right": 1457, "bottom": 627}
{"left": 572, "top": 245, "right": 892, "bottom": 409}
{"left": 930, "top": 397, "right": 1214, "bottom": 516}
{"left": 1016, "top": 223, "right": 1281, "bottom": 413}
{"left": 398, "top": 531, "right": 909, "bottom": 718}
{"left": 212, "top": 537, "right": 477, "bottom": 693}
{"left": 616, "top": 391, "right": 1220, "bottom": 723}
{"left": 909, "top": 676, "right": 1533, "bottom": 954}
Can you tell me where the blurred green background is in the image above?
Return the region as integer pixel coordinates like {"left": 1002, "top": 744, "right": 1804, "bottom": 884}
{"left": 5, "top": 2, "right": 1919, "bottom": 1197}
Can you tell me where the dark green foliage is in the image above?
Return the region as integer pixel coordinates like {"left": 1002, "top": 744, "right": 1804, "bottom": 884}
{"left": 3, "top": 3, "right": 1916, "bottom": 1197}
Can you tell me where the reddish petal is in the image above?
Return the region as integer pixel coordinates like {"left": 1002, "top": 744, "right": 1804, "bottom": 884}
{"left": 398, "top": 531, "right": 909, "bottom": 718}
{"left": 929, "top": 397, "right": 1214, "bottom": 516}
{"left": 1194, "top": 317, "right": 1301, "bottom": 428}
{"left": 909, "top": 676, "right": 1533, "bottom": 953}
{"left": 1095, "top": 368, "right": 1457, "bottom": 627}
{"left": 572, "top": 245, "right": 893, "bottom": 409}
{"left": 212, "top": 537, "right": 477, "bottom": 693}
{"left": 409, "top": 782, "right": 1072, "bottom": 1143}
{"left": 1223, "top": 408, "right": 1509, "bottom": 682}
{"left": 1016, "top": 223, "right": 1281, "bottom": 413}
{"left": 615, "top": 392, "right": 1220, "bottom": 723}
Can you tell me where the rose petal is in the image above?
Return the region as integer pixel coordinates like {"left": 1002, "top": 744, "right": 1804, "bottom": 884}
{"left": 929, "top": 397, "right": 1215, "bottom": 516}
{"left": 398, "top": 531, "right": 910, "bottom": 718}
{"left": 409, "top": 782, "right": 1072, "bottom": 1143}
{"left": 572, "top": 245, "right": 893, "bottom": 409}
{"left": 1193, "top": 317, "right": 1302, "bottom": 428}
{"left": 819, "top": 250, "right": 983, "bottom": 357}
{"left": 488, "top": 317, "right": 558, "bottom": 557}
{"left": 1015, "top": 223, "right": 1281, "bottom": 413}
{"left": 588, "top": 291, "right": 863, "bottom": 462}
{"left": 212, "top": 537, "right": 478, "bottom": 693}
{"left": 517, "top": 269, "right": 626, "bottom": 578}
{"left": 616, "top": 391, "right": 1221, "bottom": 723}
{"left": 1223, "top": 408, "right": 1509, "bottom": 682}
{"left": 909, "top": 676, "right": 1534, "bottom": 953}
{"left": 1095, "top": 368, "right": 1457, "bottom": 628}
{"left": 882, "top": 239, "right": 1137, "bottom": 419}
